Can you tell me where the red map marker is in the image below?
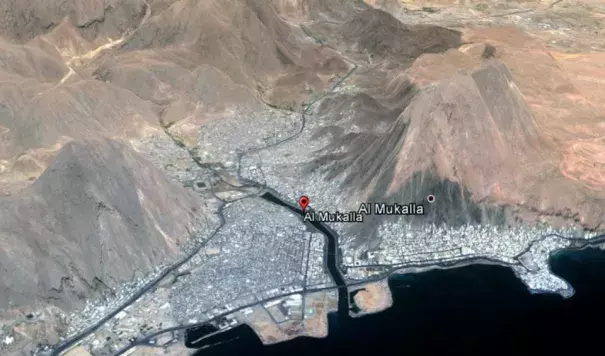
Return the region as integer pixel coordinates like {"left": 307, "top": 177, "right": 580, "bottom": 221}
{"left": 298, "top": 195, "right": 310, "bottom": 213}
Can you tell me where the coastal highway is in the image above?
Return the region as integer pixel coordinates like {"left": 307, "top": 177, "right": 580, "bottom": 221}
{"left": 48, "top": 22, "right": 359, "bottom": 356}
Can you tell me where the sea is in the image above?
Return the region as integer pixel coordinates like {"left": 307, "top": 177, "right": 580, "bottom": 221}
{"left": 192, "top": 246, "right": 605, "bottom": 355}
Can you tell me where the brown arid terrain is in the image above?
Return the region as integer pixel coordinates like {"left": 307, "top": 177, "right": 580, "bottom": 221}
{"left": 0, "top": 0, "right": 604, "bottom": 355}
{"left": 298, "top": 1, "right": 605, "bottom": 232}
{"left": 351, "top": 280, "right": 393, "bottom": 315}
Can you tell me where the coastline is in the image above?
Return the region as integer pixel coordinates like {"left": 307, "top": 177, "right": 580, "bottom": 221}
{"left": 340, "top": 235, "right": 605, "bottom": 320}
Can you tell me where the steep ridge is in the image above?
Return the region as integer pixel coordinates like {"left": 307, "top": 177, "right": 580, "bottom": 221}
{"left": 0, "top": 28, "right": 166, "bottom": 194}
{"left": 288, "top": 4, "right": 605, "bottom": 241}
{"left": 0, "top": 138, "right": 207, "bottom": 311}
{"left": 0, "top": 67, "right": 162, "bottom": 189}
{"left": 120, "top": 0, "right": 307, "bottom": 88}
{"left": 91, "top": 0, "right": 355, "bottom": 137}
{"left": 307, "top": 58, "right": 604, "bottom": 248}
{"left": 340, "top": 7, "right": 462, "bottom": 62}
{"left": 0, "top": 0, "right": 148, "bottom": 43}
{"left": 386, "top": 60, "right": 547, "bottom": 199}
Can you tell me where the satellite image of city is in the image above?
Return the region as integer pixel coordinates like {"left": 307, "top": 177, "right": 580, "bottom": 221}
{"left": 0, "top": 0, "right": 604, "bottom": 355}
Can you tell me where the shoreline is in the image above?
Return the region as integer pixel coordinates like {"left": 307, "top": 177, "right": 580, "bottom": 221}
{"left": 340, "top": 236, "right": 605, "bottom": 320}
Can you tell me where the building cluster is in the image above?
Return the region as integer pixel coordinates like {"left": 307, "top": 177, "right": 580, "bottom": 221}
{"left": 264, "top": 294, "right": 304, "bottom": 323}
{"left": 306, "top": 233, "right": 335, "bottom": 288}
{"left": 339, "top": 220, "right": 580, "bottom": 294}
{"left": 168, "top": 197, "right": 333, "bottom": 326}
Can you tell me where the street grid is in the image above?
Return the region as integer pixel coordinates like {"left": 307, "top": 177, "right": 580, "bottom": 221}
{"left": 43, "top": 11, "right": 605, "bottom": 355}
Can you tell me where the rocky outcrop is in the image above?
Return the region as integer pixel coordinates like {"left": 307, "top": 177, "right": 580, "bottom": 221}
{"left": 340, "top": 7, "right": 462, "bottom": 62}
{"left": 0, "top": 0, "right": 148, "bottom": 43}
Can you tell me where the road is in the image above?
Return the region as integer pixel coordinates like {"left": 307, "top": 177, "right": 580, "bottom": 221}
{"left": 48, "top": 19, "right": 359, "bottom": 356}
{"left": 48, "top": 9, "right": 603, "bottom": 354}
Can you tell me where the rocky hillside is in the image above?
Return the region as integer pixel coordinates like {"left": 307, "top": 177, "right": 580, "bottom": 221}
{"left": 0, "top": 0, "right": 603, "bottom": 354}
{"left": 0, "top": 2, "right": 356, "bottom": 350}
{"left": 0, "top": 138, "right": 207, "bottom": 311}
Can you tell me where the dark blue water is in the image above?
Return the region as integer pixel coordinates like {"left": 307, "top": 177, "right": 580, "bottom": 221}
{"left": 192, "top": 247, "right": 605, "bottom": 355}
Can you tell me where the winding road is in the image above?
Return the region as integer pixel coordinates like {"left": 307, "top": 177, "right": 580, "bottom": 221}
{"left": 48, "top": 4, "right": 605, "bottom": 354}
{"left": 49, "top": 19, "right": 359, "bottom": 356}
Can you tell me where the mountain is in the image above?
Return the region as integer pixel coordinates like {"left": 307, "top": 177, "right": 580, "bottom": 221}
{"left": 0, "top": 138, "right": 207, "bottom": 311}
{"left": 0, "top": 0, "right": 604, "bottom": 354}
